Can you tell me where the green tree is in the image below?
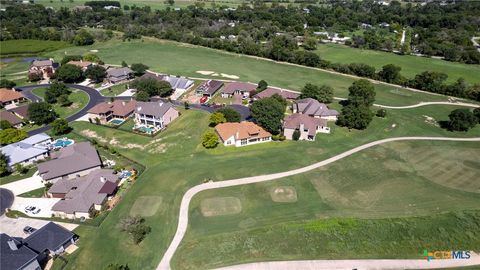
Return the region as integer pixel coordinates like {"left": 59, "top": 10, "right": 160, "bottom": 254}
{"left": 0, "top": 152, "right": 8, "bottom": 176}
{"left": 51, "top": 118, "right": 72, "bottom": 135}
{"left": 131, "top": 78, "right": 173, "bottom": 97}
{"left": 0, "top": 128, "right": 28, "bottom": 145}
{"left": 82, "top": 53, "right": 101, "bottom": 63}
{"left": 56, "top": 64, "right": 84, "bottom": 83}
{"left": 209, "top": 112, "right": 226, "bottom": 127}
{"left": 119, "top": 216, "right": 152, "bottom": 245}
{"left": 0, "top": 120, "right": 13, "bottom": 130}
{"left": 121, "top": 60, "right": 128, "bottom": 67}
{"left": 447, "top": 109, "right": 478, "bottom": 131}
{"left": 257, "top": 80, "right": 268, "bottom": 92}
{"left": 376, "top": 108, "right": 387, "bottom": 118}
{"left": 135, "top": 91, "right": 150, "bottom": 101}
{"left": 184, "top": 101, "right": 190, "bottom": 110}
{"left": 72, "top": 29, "right": 95, "bottom": 46}
{"left": 28, "top": 102, "right": 57, "bottom": 125}
{"left": 85, "top": 65, "right": 107, "bottom": 83}
{"left": 473, "top": 108, "right": 480, "bottom": 123}
{"left": 347, "top": 79, "right": 376, "bottom": 107}
{"left": 292, "top": 129, "right": 301, "bottom": 140}
{"left": 0, "top": 79, "right": 16, "bottom": 89}
{"left": 45, "top": 82, "right": 71, "bottom": 104}
{"left": 130, "top": 63, "right": 149, "bottom": 76}
{"left": 250, "top": 96, "right": 285, "bottom": 134}
{"left": 336, "top": 104, "right": 373, "bottom": 130}
{"left": 105, "top": 264, "right": 130, "bottom": 270}
{"left": 216, "top": 107, "right": 241, "bottom": 122}
{"left": 300, "top": 83, "right": 334, "bottom": 103}
{"left": 57, "top": 94, "right": 72, "bottom": 107}
{"left": 14, "top": 163, "right": 28, "bottom": 174}
{"left": 202, "top": 129, "right": 219, "bottom": 148}
{"left": 164, "top": 0, "right": 174, "bottom": 5}
{"left": 303, "top": 37, "right": 317, "bottom": 51}
{"left": 378, "top": 64, "right": 402, "bottom": 83}
{"left": 60, "top": 55, "right": 82, "bottom": 65}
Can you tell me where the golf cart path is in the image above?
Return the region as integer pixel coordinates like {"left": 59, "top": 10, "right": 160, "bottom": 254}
{"left": 215, "top": 255, "right": 480, "bottom": 270}
{"left": 157, "top": 136, "right": 480, "bottom": 270}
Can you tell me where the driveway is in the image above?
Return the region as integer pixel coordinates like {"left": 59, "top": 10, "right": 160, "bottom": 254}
{"left": 0, "top": 171, "right": 43, "bottom": 195}
{"left": 0, "top": 188, "right": 14, "bottom": 215}
{"left": 11, "top": 197, "right": 61, "bottom": 218}
{"left": 0, "top": 215, "right": 78, "bottom": 238}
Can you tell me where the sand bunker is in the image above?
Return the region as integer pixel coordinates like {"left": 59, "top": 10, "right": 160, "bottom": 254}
{"left": 196, "top": 70, "right": 214, "bottom": 75}
{"left": 196, "top": 70, "right": 239, "bottom": 79}
{"left": 270, "top": 186, "right": 298, "bottom": 203}
{"left": 220, "top": 73, "right": 239, "bottom": 79}
{"left": 90, "top": 49, "right": 99, "bottom": 53}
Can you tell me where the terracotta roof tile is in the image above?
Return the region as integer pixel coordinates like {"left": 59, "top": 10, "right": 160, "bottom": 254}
{"left": 215, "top": 122, "right": 271, "bottom": 141}
{"left": 0, "top": 88, "right": 25, "bottom": 103}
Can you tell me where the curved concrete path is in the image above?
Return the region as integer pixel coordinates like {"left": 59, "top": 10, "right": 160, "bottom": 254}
{"left": 375, "top": 101, "right": 479, "bottom": 109}
{"left": 157, "top": 136, "right": 480, "bottom": 270}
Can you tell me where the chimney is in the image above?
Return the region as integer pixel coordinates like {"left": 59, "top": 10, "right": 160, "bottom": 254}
{"left": 100, "top": 177, "right": 106, "bottom": 183}
{"left": 7, "top": 240, "right": 18, "bottom": 251}
{"left": 122, "top": 101, "right": 126, "bottom": 106}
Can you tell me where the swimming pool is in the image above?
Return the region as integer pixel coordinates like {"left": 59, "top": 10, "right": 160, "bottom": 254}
{"left": 137, "top": 126, "right": 154, "bottom": 134}
{"left": 109, "top": 119, "right": 124, "bottom": 125}
{"left": 120, "top": 170, "right": 133, "bottom": 179}
{"left": 53, "top": 138, "right": 74, "bottom": 148}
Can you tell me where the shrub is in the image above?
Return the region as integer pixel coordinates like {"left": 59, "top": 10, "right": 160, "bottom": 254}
{"left": 376, "top": 109, "right": 387, "bottom": 118}
{"left": 292, "top": 129, "right": 301, "bottom": 141}
{"left": 202, "top": 129, "right": 219, "bottom": 148}
{"left": 447, "top": 109, "right": 478, "bottom": 131}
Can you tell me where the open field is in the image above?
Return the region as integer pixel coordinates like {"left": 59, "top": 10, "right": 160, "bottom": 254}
{"left": 100, "top": 81, "right": 131, "bottom": 96}
{"left": 32, "top": 87, "right": 89, "bottom": 119}
{"left": 173, "top": 140, "right": 480, "bottom": 269}
{"left": 0, "top": 59, "right": 30, "bottom": 85}
{"left": 0, "top": 39, "right": 71, "bottom": 56}
{"left": 55, "top": 99, "right": 480, "bottom": 270}
{"left": 315, "top": 44, "right": 480, "bottom": 84}
{"left": 44, "top": 38, "right": 454, "bottom": 107}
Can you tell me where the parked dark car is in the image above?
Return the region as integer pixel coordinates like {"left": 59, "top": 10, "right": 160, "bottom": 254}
{"left": 23, "top": 226, "right": 36, "bottom": 234}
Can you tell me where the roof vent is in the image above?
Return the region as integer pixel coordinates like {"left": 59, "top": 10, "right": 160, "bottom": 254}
{"left": 7, "top": 240, "right": 18, "bottom": 251}
{"left": 100, "top": 177, "right": 106, "bottom": 183}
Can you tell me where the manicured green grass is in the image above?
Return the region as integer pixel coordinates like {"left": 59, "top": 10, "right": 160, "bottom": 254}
{"left": 32, "top": 87, "right": 90, "bottom": 119}
{"left": 0, "top": 39, "right": 71, "bottom": 56}
{"left": 173, "top": 140, "right": 480, "bottom": 269}
{"left": 61, "top": 102, "right": 480, "bottom": 270}
{"left": 0, "top": 59, "right": 30, "bottom": 85}
{"left": 0, "top": 167, "right": 36, "bottom": 185}
{"left": 44, "top": 38, "right": 452, "bottom": 106}
{"left": 100, "top": 82, "right": 130, "bottom": 96}
{"left": 315, "top": 43, "right": 480, "bottom": 84}
{"left": 18, "top": 187, "right": 45, "bottom": 198}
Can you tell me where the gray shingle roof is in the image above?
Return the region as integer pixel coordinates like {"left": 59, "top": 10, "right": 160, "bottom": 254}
{"left": 107, "top": 67, "right": 133, "bottom": 78}
{"left": 0, "top": 133, "right": 51, "bottom": 167}
{"left": 0, "top": 233, "right": 38, "bottom": 270}
{"left": 196, "top": 80, "right": 223, "bottom": 95}
{"left": 23, "top": 222, "right": 74, "bottom": 253}
{"left": 294, "top": 98, "right": 339, "bottom": 117}
{"left": 222, "top": 82, "right": 257, "bottom": 95}
{"left": 37, "top": 142, "right": 101, "bottom": 181}
{"left": 0, "top": 111, "right": 22, "bottom": 126}
{"left": 254, "top": 88, "right": 300, "bottom": 100}
{"left": 51, "top": 169, "right": 118, "bottom": 214}
{"left": 135, "top": 101, "right": 176, "bottom": 118}
{"left": 31, "top": 59, "right": 53, "bottom": 67}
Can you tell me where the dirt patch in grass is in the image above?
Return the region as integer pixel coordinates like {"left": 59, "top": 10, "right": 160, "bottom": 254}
{"left": 130, "top": 196, "right": 163, "bottom": 217}
{"left": 270, "top": 186, "right": 298, "bottom": 203}
{"left": 81, "top": 129, "right": 108, "bottom": 143}
{"left": 200, "top": 197, "right": 242, "bottom": 217}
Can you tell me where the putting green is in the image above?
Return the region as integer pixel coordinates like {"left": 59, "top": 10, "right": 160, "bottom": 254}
{"left": 129, "top": 196, "right": 162, "bottom": 217}
{"left": 200, "top": 197, "right": 242, "bottom": 217}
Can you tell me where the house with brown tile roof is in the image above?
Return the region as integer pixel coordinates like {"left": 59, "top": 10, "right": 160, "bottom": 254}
{"left": 195, "top": 80, "right": 224, "bottom": 97}
{"left": 87, "top": 100, "right": 136, "bottom": 124}
{"left": 221, "top": 82, "right": 257, "bottom": 99}
{"left": 66, "top": 60, "right": 93, "bottom": 71}
{"left": 0, "top": 88, "right": 26, "bottom": 106}
{"left": 38, "top": 142, "right": 102, "bottom": 182}
{"left": 283, "top": 113, "right": 330, "bottom": 141}
{"left": 49, "top": 169, "right": 119, "bottom": 219}
{"left": 253, "top": 88, "right": 300, "bottom": 100}
{"left": 8, "top": 104, "right": 29, "bottom": 120}
{"left": 0, "top": 111, "right": 23, "bottom": 128}
{"left": 28, "top": 59, "right": 57, "bottom": 80}
{"left": 215, "top": 122, "right": 272, "bottom": 147}
{"left": 293, "top": 98, "right": 339, "bottom": 121}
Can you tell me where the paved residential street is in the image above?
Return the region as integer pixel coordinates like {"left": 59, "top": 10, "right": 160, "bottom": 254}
{"left": 0, "top": 171, "right": 43, "bottom": 195}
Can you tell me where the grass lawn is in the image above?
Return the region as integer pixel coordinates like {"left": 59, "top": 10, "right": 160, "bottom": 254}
{"left": 31, "top": 87, "right": 90, "bottom": 119}
{"left": 173, "top": 140, "right": 480, "bottom": 269}
{"left": 18, "top": 187, "right": 45, "bottom": 198}
{"left": 315, "top": 43, "right": 480, "bottom": 84}
{"left": 44, "top": 38, "right": 454, "bottom": 107}
{"left": 100, "top": 82, "right": 131, "bottom": 96}
{"left": 0, "top": 59, "right": 30, "bottom": 85}
{"left": 0, "top": 39, "right": 71, "bottom": 56}
{"left": 60, "top": 101, "right": 480, "bottom": 270}
{"left": 0, "top": 167, "right": 36, "bottom": 185}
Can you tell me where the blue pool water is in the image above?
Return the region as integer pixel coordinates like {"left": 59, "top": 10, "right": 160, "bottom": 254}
{"left": 53, "top": 139, "right": 74, "bottom": 148}
{"left": 110, "top": 119, "right": 124, "bottom": 125}
{"left": 120, "top": 171, "right": 133, "bottom": 178}
{"left": 138, "top": 126, "right": 154, "bottom": 134}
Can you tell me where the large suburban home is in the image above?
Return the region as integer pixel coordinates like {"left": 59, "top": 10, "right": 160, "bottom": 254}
{"left": 106, "top": 67, "right": 134, "bottom": 84}
{"left": 293, "top": 98, "right": 339, "bottom": 121}
{"left": 134, "top": 101, "right": 179, "bottom": 131}
{"left": 0, "top": 111, "right": 23, "bottom": 128}
{"left": 1, "top": 223, "right": 76, "bottom": 270}
{"left": 253, "top": 88, "right": 300, "bottom": 100}
{"left": 283, "top": 113, "right": 330, "bottom": 141}
{"left": 50, "top": 169, "right": 119, "bottom": 219}
{"left": 8, "top": 104, "right": 29, "bottom": 121}
{"left": 0, "top": 88, "right": 26, "bottom": 107}
{"left": 87, "top": 100, "right": 136, "bottom": 124}
{"left": 66, "top": 60, "right": 93, "bottom": 71}
{"left": 215, "top": 122, "right": 272, "bottom": 147}
{"left": 28, "top": 59, "right": 57, "bottom": 80}
{"left": 195, "top": 80, "right": 224, "bottom": 97}
{"left": 140, "top": 72, "right": 194, "bottom": 99}
{"left": 38, "top": 142, "right": 102, "bottom": 183}
{"left": 0, "top": 133, "right": 52, "bottom": 170}
{"left": 221, "top": 82, "right": 257, "bottom": 99}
